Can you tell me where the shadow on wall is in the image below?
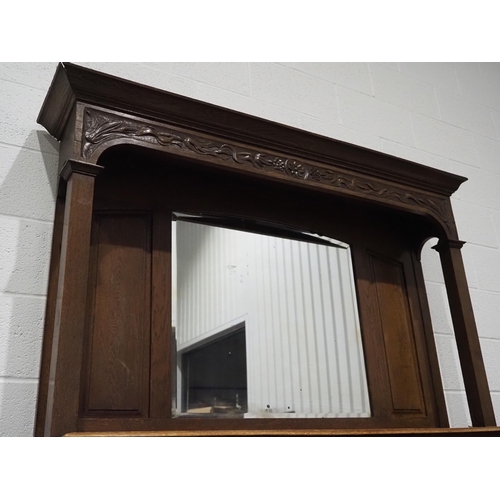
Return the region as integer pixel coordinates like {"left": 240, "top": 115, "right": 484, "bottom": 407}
{"left": 0, "top": 130, "right": 59, "bottom": 436}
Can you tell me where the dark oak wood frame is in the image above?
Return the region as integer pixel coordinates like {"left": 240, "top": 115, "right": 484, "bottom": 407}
{"left": 34, "top": 63, "right": 497, "bottom": 436}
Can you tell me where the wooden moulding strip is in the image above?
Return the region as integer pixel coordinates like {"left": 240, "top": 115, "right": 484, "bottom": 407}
{"left": 65, "top": 427, "right": 500, "bottom": 437}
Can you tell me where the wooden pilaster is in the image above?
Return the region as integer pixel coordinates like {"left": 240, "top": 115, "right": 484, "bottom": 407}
{"left": 43, "top": 160, "right": 103, "bottom": 436}
{"left": 435, "top": 239, "right": 496, "bottom": 427}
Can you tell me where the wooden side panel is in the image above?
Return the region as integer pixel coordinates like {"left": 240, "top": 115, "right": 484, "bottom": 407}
{"left": 410, "top": 252, "right": 449, "bottom": 427}
{"left": 369, "top": 254, "right": 425, "bottom": 414}
{"left": 83, "top": 213, "right": 151, "bottom": 415}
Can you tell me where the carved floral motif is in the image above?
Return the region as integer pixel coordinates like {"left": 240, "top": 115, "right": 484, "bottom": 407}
{"left": 83, "top": 109, "right": 454, "bottom": 231}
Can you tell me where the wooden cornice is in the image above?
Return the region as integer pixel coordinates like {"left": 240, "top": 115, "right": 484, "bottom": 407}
{"left": 37, "top": 62, "right": 467, "bottom": 199}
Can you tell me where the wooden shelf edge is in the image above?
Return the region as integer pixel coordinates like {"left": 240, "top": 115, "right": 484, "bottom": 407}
{"left": 64, "top": 427, "right": 500, "bottom": 437}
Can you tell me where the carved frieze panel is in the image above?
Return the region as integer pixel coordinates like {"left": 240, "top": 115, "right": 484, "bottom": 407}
{"left": 82, "top": 108, "right": 456, "bottom": 237}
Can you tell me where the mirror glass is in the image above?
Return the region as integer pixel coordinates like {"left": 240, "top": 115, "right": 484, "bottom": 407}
{"left": 172, "top": 214, "right": 370, "bottom": 418}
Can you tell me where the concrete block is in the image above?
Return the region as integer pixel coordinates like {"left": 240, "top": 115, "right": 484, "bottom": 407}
{"left": 0, "top": 62, "right": 58, "bottom": 91}
{"left": 455, "top": 62, "right": 483, "bottom": 102}
{"left": 370, "top": 63, "right": 439, "bottom": 119}
{"left": 470, "top": 289, "right": 500, "bottom": 341}
{"left": 460, "top": 243, "right": 479, "bottom": 289}
{"left": 336, "top": 86, "right": 414, "bottom": 146}
{"left": 436, "top": 88, "right": 497, "bottom": 139}
{"left": 455, "top": 62, "right": 500, "bottom": 111}
{"left": 468, "top": 245, "right": 500, "bottom": 293}
{"left": 0, "top": 217, "right": 19, "bottom": 291}
{"left": 298, "top": 115, "right": 382, "bottom": 151}
{"left": 0, "top": 80, "right": 59, "bottom": 155}
{"left": 0, "top": 379, "right": 37, "bottom": 436}
{"left": 399, "top": 62, "right": 460, "bottom": 93}
{"left": 473, "top": 134, "right": 500, "bottom": 175}
{"left": 0, "top": 216, "right": 52, "bottom": 296}
{"left": 411, "top": 114, "right": 478, "bottom": 166}
{"left": 491, "top": 109, "right": 500, "bottom": 141}
{"left": 451, "top": 199, "right": 499, "bottom": 248}
{"left": 0, "top": 144, "right": 58, "bottom": 221}
{"left": 380, "top": 139, "right": 452, "bottom": 172}
{"left": 142, "top": 62, "right": 251, "bottom": 95}
{"left": 373, "top": 62, "right": 399, "bottom": 71}
{"left": 294, "top": 62, "right": 372, "bottom": 95}
{"left": 480, "top": 338, "right": 500, "bottom": 391}
{"left": 493, "top": 211, "right": 500, "bottom": 247}
{"left": 443, "top": 391, "right": 471, "bottom": 428}
{"left": 425, "top": 282, "right": 454, "bottom": 334}
{"left": 479, "top": 62, "right": 500, "bottom": 79}
{"left": 249, "top": 63, "right": 339, "bottom": 123}
{"left": 478, "top": 63, "right": 500, "bottom": 112}
{"left": 451, "top": 161, "right": 500, "bottom": 209}
{"left": 0, "top": 295, "right": 45, "bottom": 378}
{"left": 435, "top": 333, "right": 466, "bottom": 391}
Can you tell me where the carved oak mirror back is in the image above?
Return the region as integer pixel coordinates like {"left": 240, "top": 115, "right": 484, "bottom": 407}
{"left": 35, "top": 63, "right": 496, "bottom": 436}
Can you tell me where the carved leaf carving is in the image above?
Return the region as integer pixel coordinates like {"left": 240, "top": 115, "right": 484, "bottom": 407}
{"left": 83, "top": 109, "right": 453, "bottom": 231}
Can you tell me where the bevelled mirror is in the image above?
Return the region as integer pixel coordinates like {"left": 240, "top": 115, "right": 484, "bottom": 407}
{"left": 172, "top": 214, "right": 370, "bottom": 419}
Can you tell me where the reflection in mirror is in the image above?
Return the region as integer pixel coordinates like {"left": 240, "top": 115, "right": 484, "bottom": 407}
{"left": 172, "top": 214, "right": 370, "bottom": 418}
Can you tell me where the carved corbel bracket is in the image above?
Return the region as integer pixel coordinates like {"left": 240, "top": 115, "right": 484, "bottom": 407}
{"left": 432, "top": 238, "right": 466, "bottom": 252}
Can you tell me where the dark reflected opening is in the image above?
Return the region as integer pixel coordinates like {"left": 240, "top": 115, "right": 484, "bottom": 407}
{"left": 182, "top": 328, "right": 247, "bottom": 415}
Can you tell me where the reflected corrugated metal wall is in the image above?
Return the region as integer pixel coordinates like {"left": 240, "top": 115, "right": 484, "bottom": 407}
{"left": 174, "top": 221, "right": 370, "bottom": 418}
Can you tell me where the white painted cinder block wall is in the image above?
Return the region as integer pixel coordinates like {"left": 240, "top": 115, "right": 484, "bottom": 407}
{"left": 1, "top": 62, "right": 499, "bottom": 436}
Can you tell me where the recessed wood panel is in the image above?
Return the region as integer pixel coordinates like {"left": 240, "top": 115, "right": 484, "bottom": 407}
{"left": 84, "top": 212, "right": 151, "bottom": 415}
{"left": 370, "top": 254, "right": 424, "bottom": 413}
